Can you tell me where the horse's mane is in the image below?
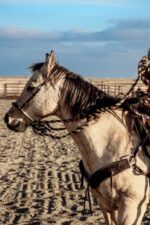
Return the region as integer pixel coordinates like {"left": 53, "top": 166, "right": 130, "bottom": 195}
{"left": 55, "top": 64, "right": 120, "bottom": 120}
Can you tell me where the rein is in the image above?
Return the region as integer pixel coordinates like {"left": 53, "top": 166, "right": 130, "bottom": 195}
{"left": 12, "top": 72, "right": 141, "bottom": 134}
{"left": 12, "top": 74, "right": 150, "bottom": 142}
{"left": 23, "top": 92, "right": 150, "bottom": 140}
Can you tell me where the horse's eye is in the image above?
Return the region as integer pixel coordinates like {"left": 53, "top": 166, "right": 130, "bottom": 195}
{"left": 27, "top": 85, "right": 35, "bottom": 91}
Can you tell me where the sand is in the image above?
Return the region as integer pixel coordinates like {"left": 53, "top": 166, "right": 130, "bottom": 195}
{"left": 0, "top": 100, "right": 149, "bottom": 225}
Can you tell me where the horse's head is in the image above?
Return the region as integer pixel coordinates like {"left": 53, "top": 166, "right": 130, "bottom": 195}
{"left": 4, "top": 51, "right": 64, "bottom": 132}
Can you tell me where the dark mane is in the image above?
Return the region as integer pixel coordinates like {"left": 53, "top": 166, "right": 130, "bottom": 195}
{"left": 58, "top": 65, "right": 119, "bottom": 120}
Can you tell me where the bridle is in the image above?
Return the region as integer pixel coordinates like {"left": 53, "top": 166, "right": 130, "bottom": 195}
{"left": 12, "top": 101, "right": 35, "bottom": 122}
{"left": 12, "top": 85, "right": 43, "bottom": 123}
{"left": 12, "top": 71, "right": 53, "bottom": 123}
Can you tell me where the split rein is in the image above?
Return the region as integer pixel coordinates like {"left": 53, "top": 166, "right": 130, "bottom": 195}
{"left": 30, "top": 79, "right": 150, "bottom": 139}
{"left": 12, "top": 76, "right": 147, "bottom": 139}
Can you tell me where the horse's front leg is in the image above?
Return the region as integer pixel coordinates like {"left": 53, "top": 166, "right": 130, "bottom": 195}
{"left": 96, "top": 191, "right": 118, "bottom": 225}
{"left": 117, "top": 196, "right": 148, "bottom": 225}
{"left": 102, "top": 210, "right": 118, "bottom": 225}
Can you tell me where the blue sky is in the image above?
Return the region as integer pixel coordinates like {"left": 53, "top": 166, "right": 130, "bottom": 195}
{"left": 0, "top": 0, "right": 150, "bottom": 77}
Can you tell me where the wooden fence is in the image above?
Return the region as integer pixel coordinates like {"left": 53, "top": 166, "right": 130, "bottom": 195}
{"left": 90, "top": 79, "right": 146, "bottom": 96}
{"left": 0, "top": 78, "right": 146, "bottom": 99}
{"left": 0, "top": 83, "right": 26, "bottom": 99}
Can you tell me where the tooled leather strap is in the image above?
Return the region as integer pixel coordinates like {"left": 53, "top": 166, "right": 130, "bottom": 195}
{"left": 79, "top": 158, "right": 131, "bottom": 189}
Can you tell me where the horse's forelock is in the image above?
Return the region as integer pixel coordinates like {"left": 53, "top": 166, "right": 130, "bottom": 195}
{"left": 29, "top": 62, "right": 44, "bottom": 72}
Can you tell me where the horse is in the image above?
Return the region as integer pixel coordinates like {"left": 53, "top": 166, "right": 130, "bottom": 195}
{"left": 4, "top": 51, "right": 150, "bottom": 225}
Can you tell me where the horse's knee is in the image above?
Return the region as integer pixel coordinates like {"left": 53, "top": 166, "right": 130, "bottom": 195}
{"left": 117, "top": 198, "right": 147, "bottom": 225}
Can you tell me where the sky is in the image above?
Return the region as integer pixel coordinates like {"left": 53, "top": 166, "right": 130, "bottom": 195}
{"left": 0, "top": 0, "right": 150, "bottom": 78}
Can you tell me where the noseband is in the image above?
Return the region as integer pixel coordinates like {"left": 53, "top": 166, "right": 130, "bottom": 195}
{"left": 12, "top": 102, "right": 35, "bottom": 122}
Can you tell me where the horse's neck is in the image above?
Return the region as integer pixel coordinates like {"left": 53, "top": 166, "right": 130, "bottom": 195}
{"left": 63, "top": 110, "right": 133, "bottom": 174}
{"left": 57, "top": 103, "right": 150, "bottom": 174}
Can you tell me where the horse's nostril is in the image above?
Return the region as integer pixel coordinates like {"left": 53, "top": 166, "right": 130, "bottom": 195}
{"left": 11, "top": 120, "right": 21, "bottom": 129}
{"left": 16, "top": 121, "right": 21, "bottom": 128}
{"left": 4, "top": 113, "right": 9, "bottom": 124}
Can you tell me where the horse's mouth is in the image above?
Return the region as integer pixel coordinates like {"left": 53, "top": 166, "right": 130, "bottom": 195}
{"left": 7, "top": 124, "right": 26, "bottom": 132}
{"left": 5, "top": 120, "right": 27, "bottom": 132}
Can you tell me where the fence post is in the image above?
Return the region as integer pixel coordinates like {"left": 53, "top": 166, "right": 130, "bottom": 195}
{"left": 4, "top": 83, "right": 7, "bottom": 98}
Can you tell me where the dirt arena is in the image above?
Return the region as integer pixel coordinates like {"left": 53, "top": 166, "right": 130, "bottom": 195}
{"left": 0, "top": 100, "right": 149, "bottom": 225}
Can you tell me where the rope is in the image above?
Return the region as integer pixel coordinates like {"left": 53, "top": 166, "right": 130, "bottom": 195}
{"left": 32, "top": 121, "right": 69, "bottom": 139}
{"left": 31, "top": 77, "right": 145, "bottom": 139}
{"left": 138, "top": 55, "right": 150, "bottom": 85}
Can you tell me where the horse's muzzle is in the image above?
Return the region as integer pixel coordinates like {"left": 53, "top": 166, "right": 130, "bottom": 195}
{"left": 4, "top": 113, "right": 26, "bottom": 132}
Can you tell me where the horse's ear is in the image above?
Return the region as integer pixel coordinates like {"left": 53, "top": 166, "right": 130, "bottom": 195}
{"left": 45, "top": 53, "right": 49, "bottom": 61}
{"left": 48, "top": 50, "right": 55, "bottom": 65}
{"left": 42, "top": 50, "right": 56, "bottom": 77}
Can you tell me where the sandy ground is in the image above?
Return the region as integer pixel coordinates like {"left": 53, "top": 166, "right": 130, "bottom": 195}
{"left": 0, "top": 100, "right": 149, "bottom": 225}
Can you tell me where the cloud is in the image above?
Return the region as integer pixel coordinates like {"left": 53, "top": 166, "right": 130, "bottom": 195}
{"left": 0, "top": 27, "right": 45, "bottom": 39}
{"left": 1, "top": 0, "right": 129, "bottom": 6}
{"left": 0, "top": 19, "right": 150, "bottom": 77}
{"left": 1, "top": 19, "right": 150, "bottom": 44}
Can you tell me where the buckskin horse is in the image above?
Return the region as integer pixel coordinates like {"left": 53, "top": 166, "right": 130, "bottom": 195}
{"left": 4, "top": 51, "right": 150, "bottom": 225}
